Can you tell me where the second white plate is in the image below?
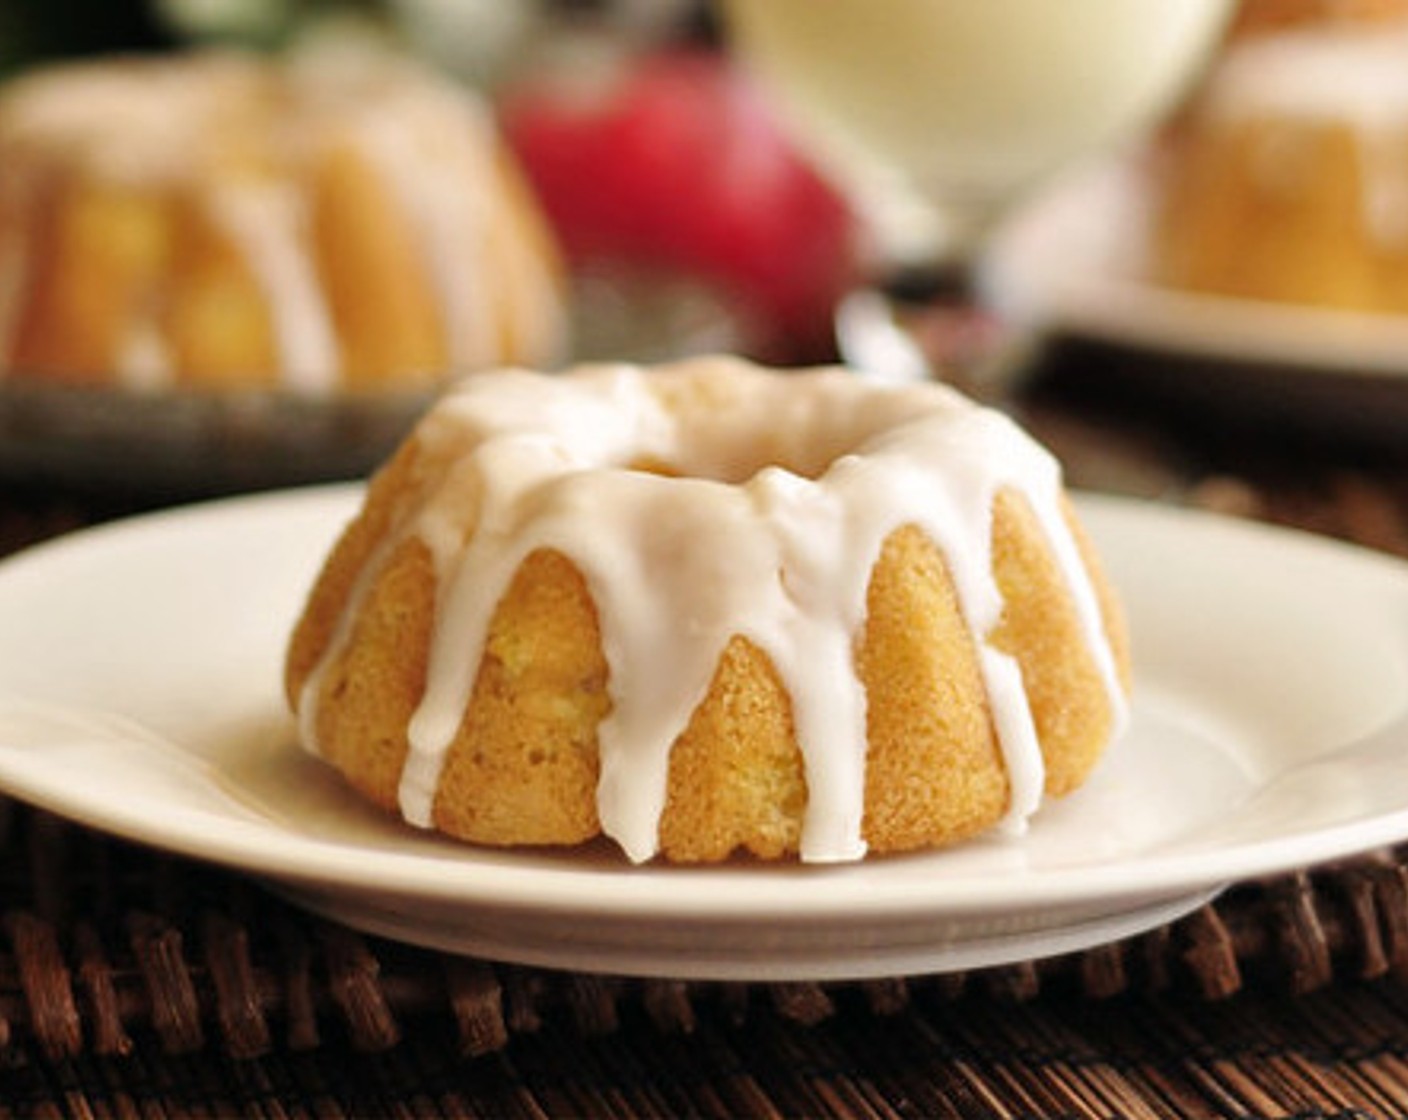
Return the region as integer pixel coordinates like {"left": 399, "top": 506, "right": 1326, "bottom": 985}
{"left": 986, "top": 155, "right": 1408, "bottom": 376}
{"left": 0, "top": 486, "right": 1404, "bottom": 980}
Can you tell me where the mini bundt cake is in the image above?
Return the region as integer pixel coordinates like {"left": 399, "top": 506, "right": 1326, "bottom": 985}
{"left": 285, "top": 356, "right": 1130, "bottom": 864}
{"left": 0, "top": 50, "right": 566, "bottom": 392}
{"left": 1149, "top": 16, "right": 1408, "bottom": 315}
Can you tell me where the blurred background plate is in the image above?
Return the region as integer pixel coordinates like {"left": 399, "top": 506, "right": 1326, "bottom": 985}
{"left": 0, "top": 262, "right": 749, "bottom": 502}
{"left": 0, "top": 378, "right": 436, "bottom": 499}
{"left": 985, "top": 158, "right": 1408, "bottom": 443}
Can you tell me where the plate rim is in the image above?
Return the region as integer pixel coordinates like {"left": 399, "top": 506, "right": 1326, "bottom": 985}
{"left": 265, "top": 878, "right": 1224, "bottom": 981}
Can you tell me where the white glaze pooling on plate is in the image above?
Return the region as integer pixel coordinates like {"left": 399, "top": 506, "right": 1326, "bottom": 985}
{"left": 0, "top": 50, "right": 562, "bottom": 388}
{"left": 298, "top": 358, "right": 1128, "bottom": 863}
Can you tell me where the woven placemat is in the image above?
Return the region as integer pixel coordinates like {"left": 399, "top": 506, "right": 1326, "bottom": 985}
{"left": 0, "top": 801, "right": 1404, "bottom": 1065}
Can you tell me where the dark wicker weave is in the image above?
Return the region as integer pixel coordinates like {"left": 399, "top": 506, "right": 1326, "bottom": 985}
{"left": 0, "top": 806, "right": 1407, "bottom": 1064}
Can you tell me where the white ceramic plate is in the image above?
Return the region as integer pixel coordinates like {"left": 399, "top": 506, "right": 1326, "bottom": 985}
{"left": 0, "top": 486, "right": 1405, "bottom": 981}
{"left": 985, "top": 156, "right": 1408, "bottom": 376}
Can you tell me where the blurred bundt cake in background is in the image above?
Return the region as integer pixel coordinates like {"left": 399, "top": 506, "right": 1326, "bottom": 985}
{"left": 0, "top": 48, "right": 567, "bottom": 393}
{"left": 1148, "top": 1, "right": 1408, "bottom": 316}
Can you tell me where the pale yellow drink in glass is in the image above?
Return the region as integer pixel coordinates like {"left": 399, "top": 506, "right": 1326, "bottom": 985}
{"left": 722, "top": 0, "right": 1233, "bottom": 265}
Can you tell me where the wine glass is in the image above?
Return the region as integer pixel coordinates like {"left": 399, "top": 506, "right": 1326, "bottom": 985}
{"left": 718, "top": 0, "right": 1235, "bottom": 386}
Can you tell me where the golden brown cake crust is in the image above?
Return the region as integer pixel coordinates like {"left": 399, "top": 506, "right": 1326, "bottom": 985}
{"left": 285, "top": 360, "right": 1131, "bottom": 864}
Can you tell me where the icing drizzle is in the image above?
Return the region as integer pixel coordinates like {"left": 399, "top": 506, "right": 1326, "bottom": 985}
{"left": 299, "top": 358, "right": 1127, "bottom": 863}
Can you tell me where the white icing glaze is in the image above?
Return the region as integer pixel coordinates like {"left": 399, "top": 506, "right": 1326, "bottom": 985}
{"left": 1208, "top": 24, "right": 1408, "bottom": 127}
{"left": 346, "top": 73, "right": 567, "bottom": 373}
{"left": 1204, "top": 23, "right": 1408, "bottom": 246}
{"left": 0, "top": 55, "right": 259, "bottom": 185}
{"left": 116, "top": 318, "right": 173, "bottom": 390}
{"left": 210, "top": 185, "right": 339, "bottom": 393}
{"left": 350, "top": 91, "right": 496, "bottom": 372}
{"left": 298, "top": 357, "right": 1128, "bottom": 863}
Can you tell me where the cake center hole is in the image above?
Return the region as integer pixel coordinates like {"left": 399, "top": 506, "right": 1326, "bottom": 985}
{"left": 627, "top": 450, "right": 839, "bottom": 484}
{"left": 627, "top": 379, "right": 919, "bottom": 485}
